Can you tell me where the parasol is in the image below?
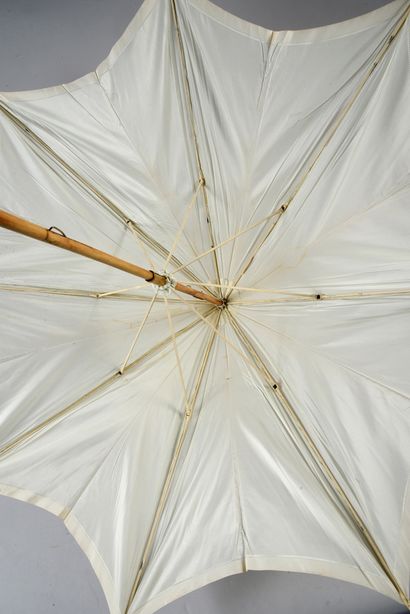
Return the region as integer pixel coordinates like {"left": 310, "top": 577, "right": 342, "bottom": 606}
{"left": 0, "top": 1, "right": 409, "bottom": 613}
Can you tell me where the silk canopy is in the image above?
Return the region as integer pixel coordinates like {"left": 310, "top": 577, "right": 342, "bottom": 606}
{"left": 0, "top": 0, "right": 409, "bottom": 612}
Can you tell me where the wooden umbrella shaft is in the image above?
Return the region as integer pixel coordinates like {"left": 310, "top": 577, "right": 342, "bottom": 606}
{"left": 0, "top": 210, "right": 222, "bottom": 306}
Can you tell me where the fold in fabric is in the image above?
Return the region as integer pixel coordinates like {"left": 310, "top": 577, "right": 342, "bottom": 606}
{"left": 0, "top": 1, "right": 409, "bottom": 613}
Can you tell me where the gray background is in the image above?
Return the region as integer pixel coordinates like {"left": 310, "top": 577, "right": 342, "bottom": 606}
{"left": 0, "top": 0, "right": 406, "bottom": 613}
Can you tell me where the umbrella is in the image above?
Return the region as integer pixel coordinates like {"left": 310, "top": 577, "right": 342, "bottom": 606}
{"left": 0, "top": 0, "right": 409, "bottom": 613}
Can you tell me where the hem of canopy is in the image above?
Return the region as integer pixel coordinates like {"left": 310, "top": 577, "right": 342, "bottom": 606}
{"left": 188, "top": 0, "right": 407, "bottom": 44}
{"left": 0, "top": 482, "right": 407, "bottom": 613}
{"left": 0, "top": 482, "right": 120, "bottom": 614}
{"left": 0, "top": 0, "right": 406, "bottom": 101}
{"left": 131, "top": 556, "right": 401, "bottom": 614}
{"left": 0, "top": 0, "right": 159, "bottom": 101}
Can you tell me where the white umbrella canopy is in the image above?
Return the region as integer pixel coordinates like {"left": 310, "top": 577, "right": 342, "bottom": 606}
{"left": 0, "top": 0, "right": 409, "bottom": 613}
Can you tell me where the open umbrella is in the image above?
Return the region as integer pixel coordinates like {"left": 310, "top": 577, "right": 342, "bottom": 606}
{"left": 0, "top": 0, "right": 409, "bottom": 613}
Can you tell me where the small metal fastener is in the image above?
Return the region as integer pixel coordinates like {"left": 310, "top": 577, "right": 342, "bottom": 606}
{"left": 48, "top": 226, "right": 66, "bottom": 237}
{"left": 145, "top": 270, "right": 156, "bottom": 282}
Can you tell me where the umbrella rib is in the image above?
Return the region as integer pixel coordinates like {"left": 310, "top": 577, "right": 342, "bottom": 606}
{"left": 163, "top": 179, "right": 204, "bottom": 270}
{"left": 0, "top": 311, "right": 212, "bottom": 461}
{"left": 0, "top": 209, "right": 222, "bottom": 306}
{"left": 125, "top": 309, "right": 221, "bottom": 612}
{"left": 178, "top": 280, "right": 314, "bottom": 298}
{"left": 4, "top": 283, "right": 407, "bottom": 305}
{"left": 170, "top": 0, "right": 222, "bottom": 291}
{"left": 95, "top": 284, "right": 202, "bottom": 305}
{"left": 92, "top": 73, "right": 213, "bottom": 285}
{"left": 164, "top": 295, "right": 190, "bottom": 414}
{"left": 118, "top": 289, "right": 159, "bottom": 375}
{"left": 0, "top": 283, "right": 205, "bottom": 304}
{"left": 228, "top": 288, "right": 410, "bottom": 304}
{"left": 160, "top": 179, "right": 216, "bottom": 282}
{"left": 226, "top": 311, "right": 410, "bottom": 609}
{"left": 231, "top": 307, "right": 410, "bottom": 402}
{"left": 0, "top": 102, "right": 212, "bottom": 293}
{"left": 170, "top": 205, "right": 283, "bottom": 276}
{"left": 171, "top": 289, "right": 254, "bottom": 366}
{"left": 227, "top": 5, "right": 410, "bottom": 297}
{"left": 96, "top": 285, "right": 148, "bottom": 297}
{"left": 126, "top": 221, "right": 156, "bottom": 270}
{"left": 96, "top": 284, "right": 214, "bottom": 302}
{"left": 0, "top": 284, "right": 101, "bottom": 299}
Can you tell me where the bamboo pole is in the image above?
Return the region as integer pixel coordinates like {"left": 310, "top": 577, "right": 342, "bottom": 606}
{"left": 0, "top": 101, "right": 217, "bottom": 298}
{"left": 0, "top": 210, "right": 222, "bottom": 307}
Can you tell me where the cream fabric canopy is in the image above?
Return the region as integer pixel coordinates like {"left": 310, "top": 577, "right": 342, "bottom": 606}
{"left": 0, "top": 0, "right": 410, "bottom": 612}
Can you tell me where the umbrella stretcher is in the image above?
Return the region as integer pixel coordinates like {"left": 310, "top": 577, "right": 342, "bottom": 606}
{"left": 0, "top": 1, "right": 410, "bottom": 613}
